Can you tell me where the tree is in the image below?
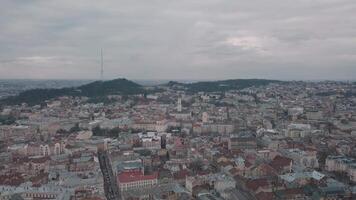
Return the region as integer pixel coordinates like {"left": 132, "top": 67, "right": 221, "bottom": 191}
{"left": 136, "top": 149, "right": 151, "bottom": 157}
{"left": 70, "top": 123, "right": 81, "bottom": 133}
{"left": 0, "top": 115, "right": 16, "bottom": 125}
{"left": 190, "top": 158, "right": 204, "bottom": 173}
{"left": 92, "top": 126, "right": 105, "bottom": 136}
{"left": 56, "top": 129, "right": 69, "bottom": 136}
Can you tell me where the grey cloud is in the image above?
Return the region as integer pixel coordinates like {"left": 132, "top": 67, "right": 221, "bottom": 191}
{"left": 0, "top": 0, "right": 356, "bottom": 80}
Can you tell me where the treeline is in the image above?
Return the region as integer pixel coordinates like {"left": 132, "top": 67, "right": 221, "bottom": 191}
{"left": 1, "top": 88, "right": 77, "bottom": 106}
{"left": 92, "top": 126, "right": 121, "bottom": 138}
{"left": 77, "top": 79, "right": 145, "bottom": 97}
{"left": 0, "top": 78, "right": 145, "bottom": 106}
{"left": 0, "top": 115, "right": 16, "bottom": 125}
{"left": 315, "top": 90, "right": 356, "bottom": 97}
{"left": 168, "top": 79, "right": 282, "bottom": 93}
{"left": 0, "top": 78, "right": 283, "bottom": 106}
{"left": 56, "top": 125, "right": 121, "bottom": 138}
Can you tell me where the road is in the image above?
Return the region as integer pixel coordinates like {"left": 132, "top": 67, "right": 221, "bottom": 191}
{"left": 98, "top": 150, "right": 121, "bottom": 200}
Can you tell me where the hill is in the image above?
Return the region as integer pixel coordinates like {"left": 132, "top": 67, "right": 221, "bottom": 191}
{"left": 167, "top": 79, "right": 282, "bottom": 92}
{"left": 0, "top": 78, "right": 282, "bottom": 106}
{"left": 0, "top": 78, "right": 144, "bottom": 106}
{"left": 77, "top": 79, "right": 143, "bottom": 96}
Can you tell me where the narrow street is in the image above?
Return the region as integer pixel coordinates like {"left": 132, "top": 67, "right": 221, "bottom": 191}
{"left": 98, "top": 150, "right": 121, "bottom": 200}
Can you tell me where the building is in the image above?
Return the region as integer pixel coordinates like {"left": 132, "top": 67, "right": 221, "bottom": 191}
{"left": 117, "top": 170, "right": 158, "bottom": 191}
{"left": 177, "top": 97, "right": 182, "bottom": 112}
{"left": 202, "top": 112, "right": 209, "bottom": 123}
{"left": 269, "top": 155, "right": 293, "bottom": 173}
{"left": 68, "top": 153, "right": 95, "bottom": 172}
{"left": 282, "top": 148, "right": 319, "bottom": 169}
{"left": 228, "top": 132, "right": 257, "bottom": 151}
{"left": 138, "top": 132, "right": 161, "bottom": 150}
{"left": 325, "top": 156, "right": 356, "bottom": 182}
{"left": 193, "top": 123, "right": 234, "bottom": 135}
{"left": 185, "top": 173, "right": 235, "bottom": 194}
{"left": 285, "top": 124, "right": 311, "bottom": 138}
{"left": 116, "top": 159, "right": 144, "bottom": 174}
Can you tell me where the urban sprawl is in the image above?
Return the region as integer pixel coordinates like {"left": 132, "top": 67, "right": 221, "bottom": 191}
{"left": 0, "top": 80, "right": 356, "bottom": 200}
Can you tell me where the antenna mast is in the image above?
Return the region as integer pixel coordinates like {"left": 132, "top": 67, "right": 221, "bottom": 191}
{"left": 100, "top": 48, "right": 104, "bottom": 81}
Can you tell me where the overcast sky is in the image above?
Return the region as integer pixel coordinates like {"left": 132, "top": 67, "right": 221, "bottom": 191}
{"left": 0, "top": 0, "right": 356, "bottom": 80}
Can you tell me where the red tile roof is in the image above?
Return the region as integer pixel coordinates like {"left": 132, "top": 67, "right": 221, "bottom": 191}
{"left": 30, "top": 156, "right": 50, "bottom": 164}
{"left": 30, "top": 173, "right": 49, "bottom": 187}
{"left": 229, "top": 167, "right": 239, "bottom": 175}
{"left": 270, "top": 155, "right": 292, "bottom": 171}
{"left": 280, "top": 188, "right": 304, "bottom": 196}
{"left": 85, "top": 197, "right": 105, "bottom": 200}
{"left": 255, "top": 192, "right": 274, "bottom": 200}
{"left": 173, "top": 169, "right": 189, "bottom": 180}
{"left": 0, "top": 173, "right": 25, "bottom": 186}
{"left": 246, "top": 178, "right": 270, "bottom": 191}
{"left": 117, "top": 171, "right": 157, "bottom": 183}
{"left": 256, "top": 163, "right": 276, "bottom": 175}
{"left": 245, "top": 160, "right": 253, "bottom": 168}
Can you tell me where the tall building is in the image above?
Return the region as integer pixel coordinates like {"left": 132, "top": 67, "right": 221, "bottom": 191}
{"left": 177, "top": 97, "right": 182, "bottom": 112}
{"left": 202, "top": 112, "right": 209, "bottom": 123}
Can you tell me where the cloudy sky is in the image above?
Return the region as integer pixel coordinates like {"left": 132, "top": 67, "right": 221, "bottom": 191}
{"left": 1, "top": 0, "right": 356, "bottom": 80}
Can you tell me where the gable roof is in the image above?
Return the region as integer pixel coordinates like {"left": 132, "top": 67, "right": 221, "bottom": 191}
{"left": 246, "top": 178, "right": 270, "bottom": 191}
{"left": 270, "top": 155, "right": 292, "bottom": 171}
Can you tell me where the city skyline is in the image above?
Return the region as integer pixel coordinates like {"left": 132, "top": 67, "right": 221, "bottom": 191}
{"left": 1, "top": 1, "right": 356, "bottom": 200}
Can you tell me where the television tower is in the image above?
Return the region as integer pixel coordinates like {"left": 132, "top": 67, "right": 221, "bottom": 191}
{"left": 100, "top": 48, "right": 104, "bottom": 81}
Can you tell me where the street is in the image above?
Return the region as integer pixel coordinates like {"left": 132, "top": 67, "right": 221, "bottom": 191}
{"left": 98, "top": 150, "right": 121, "bottom": 200}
